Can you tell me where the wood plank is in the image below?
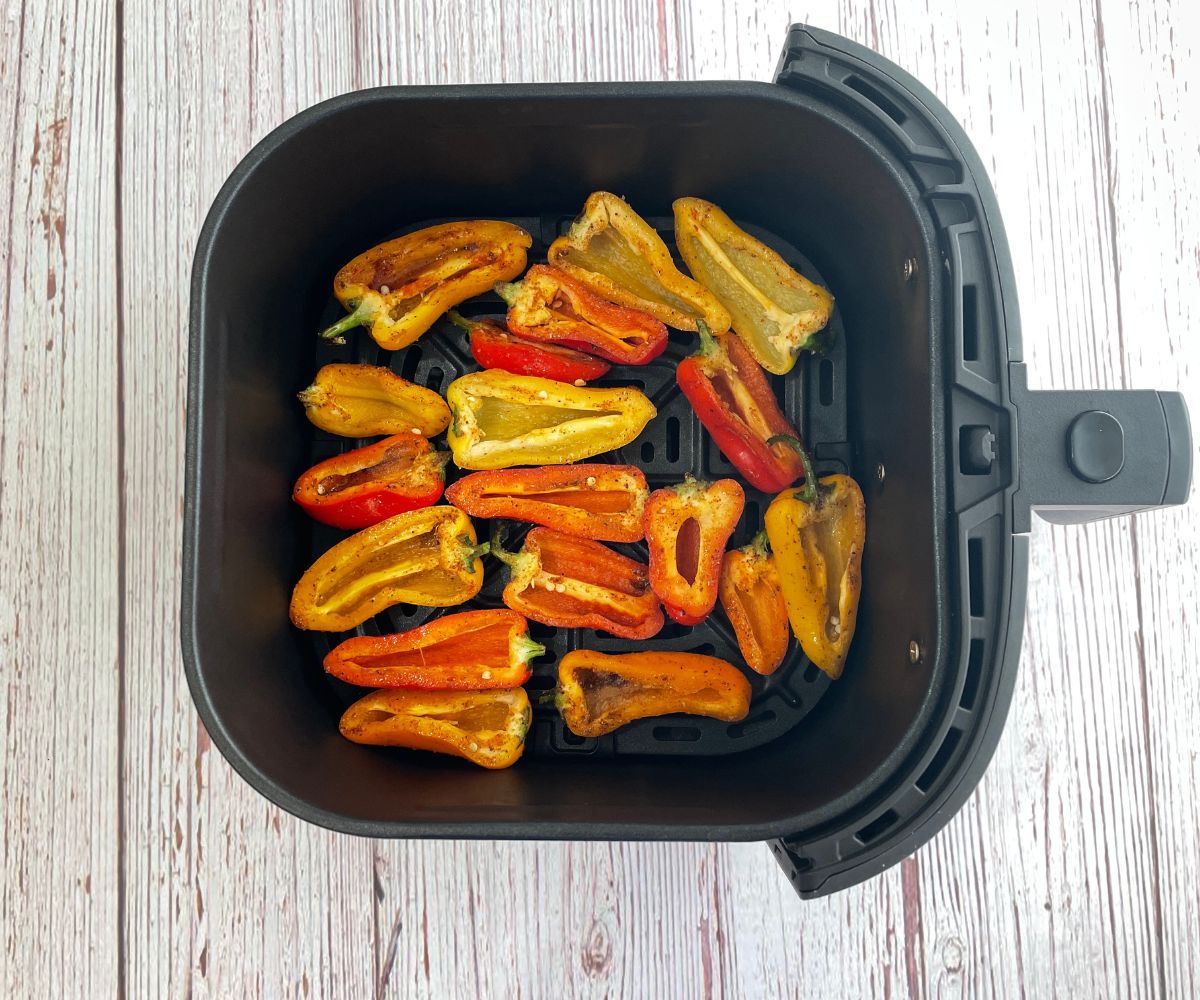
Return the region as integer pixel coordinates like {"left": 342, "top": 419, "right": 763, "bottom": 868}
{"left": 0, "top": 0, "right": 121, "bottom": 996}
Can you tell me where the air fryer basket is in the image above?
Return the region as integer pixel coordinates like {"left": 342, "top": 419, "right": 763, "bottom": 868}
{"left": 183, "top": 25, "right": 1192, "bottom": 897}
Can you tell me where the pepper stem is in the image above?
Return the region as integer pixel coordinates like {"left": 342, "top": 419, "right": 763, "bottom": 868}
{"left": 488, "top": 523, "right": 520, "bottom": 567}
{"left": 767, "top": 434, "right": 819, "bottom": 503}
{"left": 493, "top": 281, "right": 521, "bottom": 306}
{"left": 695, "top": 319, "right": 718, "bottom": 356}
{"left": 748, "top": 529, "right": 772, "bottom": 557}
{"left": 318, "top": 301, "right": 372, "bottom": 344}
{"left": 445, "top": 309, "right": 475, "bottom": 334}
{"left": 513, "top": 633, "right": 546, "bottom": 664}
{"left": 459, "top": 538, "right": 491, "bottom": 572}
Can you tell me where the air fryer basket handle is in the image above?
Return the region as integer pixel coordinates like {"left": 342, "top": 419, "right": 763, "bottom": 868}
{"left": 1010, "top": 363, "right": 1192, "bottom": 525}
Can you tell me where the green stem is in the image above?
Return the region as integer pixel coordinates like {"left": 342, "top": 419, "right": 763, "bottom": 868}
{"left": 695, "top": 319, "right": 718, "bottom": 356}
{"left": 459, "top": 538, "right": 491, "bottom": 572}
{"left": 488, "top": 523, "right": 520, "bottom": 567}
{"left": 747, "top": 529, "right": 772, "bottom": 557}
{"left": 445, "top": 309, "right": 475, "bottom": 334}
{"left": 767, "top": 434, "right": 818, "bottom": 503}
{"left": 513, "top": 633, "right": 546, "bottom": 665}
{"left": 318, "top": 301, "right": 371, "bottom": 344}
{"left": 493, "top": 280, "right": 521, "bottom": 306}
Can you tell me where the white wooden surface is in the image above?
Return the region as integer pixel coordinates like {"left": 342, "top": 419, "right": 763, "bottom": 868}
{"left": 1, "top": 0, "right": 1196, "bottom": 996}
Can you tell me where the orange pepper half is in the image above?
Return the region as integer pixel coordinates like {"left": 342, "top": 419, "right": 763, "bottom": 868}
{"left": 557, "top": 650, "right": 751, "bottom": 737}
{"left": 339, "top": 688, "right": 531, "bottom": 769}
{"left": 718, "top": 531, "right": 790, "bottom": 675}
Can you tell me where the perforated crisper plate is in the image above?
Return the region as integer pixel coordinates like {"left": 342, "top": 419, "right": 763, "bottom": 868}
{"left": 300, "top": 213, "right": 847, "bottom": 758}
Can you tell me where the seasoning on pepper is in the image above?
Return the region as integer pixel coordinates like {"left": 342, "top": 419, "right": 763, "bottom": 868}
{"left": 644, "top": 476, "right": 745, "bottom": 625}
{"left": 297, "top": 363, "right": 451, "bottom": 438}
{"left": 339, "top": 687, "right": 531, "bottom": 769}
{"left": 494, "top": 264, "right": 668, "bottom": 365}
{"left": 763, "top": 436, "right": 865, "bottom": 679}
{"left": 445, "top": 369, "right": 656, "bottom": 471}
{"left": 447, "top": 310, "right": 612, "bottom": 384}
{"left": 547, "top": 192, "right": 731, "bottom": 333}
{"left": 556, "top": 650, "right": 751, "bottom": 737}
{"left": 490, "top": 526, "right": 664, "bottom": 640}
{"left": 290, "top": 506, "right": 488, "bottom": 632}
{"left": 718, "top": 531, "right": 789, "bottom": 676}
{"left": 318, "top": 220, "right": 531, "bottom": 351}
{"left": 445, "top": 464, "right": 648, "bottom": 543}
{"left": 676, "top": 321, "right": 805, "bottom": 493}
{"left": 293, "top": 434, "right": 448, "bottom": 530}
{"left": 324, "top": 609, "right": 543, "bottom": 689}
{"left": 673, "top": 197, "right": 834, "bottom": 375}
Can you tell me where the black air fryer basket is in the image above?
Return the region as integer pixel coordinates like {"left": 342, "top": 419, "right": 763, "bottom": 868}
{"left": 183, "top": 26, "right": 1191, "bottom": 897}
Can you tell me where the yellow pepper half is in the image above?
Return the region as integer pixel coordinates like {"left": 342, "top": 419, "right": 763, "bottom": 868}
{"left": 445, "top": 369, "right": 656, "bottom": 470}
{"left": 319, "top": 220, "right": 531, "bottom": 351}
{"left": 547, "top": 192, "right": 731, "bottom": 333}
{"left": 290, "top": 506, "right": 487, "bottom": 631}
{"left": 763, "top": 438, "right": 865, "bottom": 679}
{"left": 674, "top": 198, "right": 834, "bottom": 375}
{"left": 297, "top": 363, "right": 451, "bottom": 438}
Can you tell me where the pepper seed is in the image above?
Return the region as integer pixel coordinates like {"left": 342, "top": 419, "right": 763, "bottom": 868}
{"left": 573, "top": 379, "right": 586, "bottom": 387}
{"left": 379, "top": 284, "right": 390, "bottom": 294}
{"left": 469, "top": 742, "right": 479, "bottom": 751}
{"left": 481, "top": 670, "right": 492, "bottom": 680}
{"left": 537, "top": 390, "right": 549, "bottom": 399}
{"left": 586, "top": 476, "right": 596, "bottom": 486}
{"left": 410, "top": 427, "right": 421, "bottom": 435}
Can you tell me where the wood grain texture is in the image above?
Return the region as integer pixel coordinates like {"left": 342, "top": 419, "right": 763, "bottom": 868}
{"left": 0, "top": 0, "right": 1196, "bottom": 997}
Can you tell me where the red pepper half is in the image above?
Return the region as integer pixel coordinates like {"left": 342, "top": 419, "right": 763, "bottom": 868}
{"left": 491, "top": 526, "right": 664, "bottom": 640}
{"left": 645, "top": 476, "right": 745, "bottom": 625}
{"left": 324, "top": 609, "right": 543, "bottom": 690}
{"left": 676, "top": 322, "right": 805, "bottom": 493}
{"left": 447, "top": 310, "right": 611, "bottom": 384}
{"left": 495, "top": 264, "right": 668, "bottom": 366}
{"left": 292, "top": 434, "right": 448, "bottom": 530}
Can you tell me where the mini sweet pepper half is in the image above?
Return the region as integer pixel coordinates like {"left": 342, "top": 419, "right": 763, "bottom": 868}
{"left": 290, "top": 505, "right": 488, "bottom": 632}
{"left": 490, "top": 526, "right": 664, "bottom": 640}
{"left": 557, "top": 650, "right": 751, "bottom": 737}
{"left": 645, "top": 476, "right": 745, "bottom": 625}
{"left": 445, "top": 464, "right": 648, "bottom": 543}
{"left": 293, "top": 433, "right": 448, "bottom": 530}
{"left": 495, "top": 264, "right": 668, "bottom": 365}
{"left": 319, "top": 220, "right": 531, "bottom": 351}
{"left": 445, "top": 370, "right": 656, "bottom": 470}
{"left": 547, "top": 192, "right": 731, "bottom": 333}
{"left": 447, "top": 310, "right": 612, "bottom": 384}
{"left": 674, "top": 197, "right": 834, "bottom": 375}
{"left": 297, "top": 363, "right": 451, "bottom": 438}
{"left": 677, "top": 322, "right": 805, "bottom": 493}
{"left": 763, "top": 437, "right": 866, "bottom": 679}
{"left": 718, "top": 531, "right": 790, "bottom": 676}
{"left": 339, "top": 687, "right": 531, "bottom": 769}
{"left": 324, "top": 609, "right": 542, "bottom": 689}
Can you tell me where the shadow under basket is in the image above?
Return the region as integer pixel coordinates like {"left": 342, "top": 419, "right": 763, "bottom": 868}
{"left": 183, "top": 25, "right": 1191, "bottom": 897}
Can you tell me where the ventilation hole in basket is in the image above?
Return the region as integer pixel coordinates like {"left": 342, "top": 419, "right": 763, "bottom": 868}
{"left": 743, "top": 500, "right": 760, "bottom": 526}
{"left": 968, "top": 537, "right": 984, "bottom": 616}
{"left": 688, "top": 642, "right": 716, "bottom": 657}
{"left": 855, "top": 808, "right": 899, "bottom": 845}
{"left": 666, "top": 417, "right": 681, "bottom": 462}
{"left": 641, "top": 441, "right": 654, "bottom": 462}
{"left": 962, "top": 284, "right": 979, "bottom": 361}
{"left": 399, "top": 344, "right": 424, "bottom": 380}
{"left": 727, "top": 709, "right": 776, "bottom": 739}
{"left": 803, "top": 663, "right": 821, "bottom": 684}
{"left": 524, "top": 674, "right": 557, "bottom": 691}
{"left": 845, "top": 75, "right": 908, "bottom": 125}
{"left": 818, "top": 358, "right": 834, "bottom": 406}
{"left": 424, "top": 366, "right": 445, "bottom": 390}
{"left": 656, "top": 620, "right": 691, "bottom": 641}
{"left": 560, "top": 726, "right": 588, "bottom": 746}
{"left": 916, "top": 727, "right": 962, "bottom": 793}
{"left": 959, "top": 638, "right": 985, "bottom": 711}
{"left": 652, "top": 725, "right": 701, "bottom": 742}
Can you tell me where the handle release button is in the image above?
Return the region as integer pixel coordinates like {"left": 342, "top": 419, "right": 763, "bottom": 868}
{"left": 1067, "top": 410, "right": 1124, "bottom": 483}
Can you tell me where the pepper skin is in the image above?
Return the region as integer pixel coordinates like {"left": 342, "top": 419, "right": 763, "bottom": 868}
{"left": 297, "top": 363, "right": 451, "bottom": 438}
{"left": 495, "top": 264, "right": 668, "bottom": 365}
{"left": 339, "top": 688, "right": 531, "bottom": 769}
{"left": 445, "top": 464, "right": 648, "bottom": 543}
{"left": 763, "top": 438, "right": 866, "bottom": 679}
{"left": 491, "top": 526, "right": 664, "bottom": 641}
{"left": 324, "top": 609, "right": 542, "bottom": 689}
{"left": 718, "top": 531, "right": 789, "bottom": 676}
{"left": 547, "top": 192, "right": 731, "bottom": 333}
{"left": 293, "top": 434, "right": 448, "bottom": 530}
{"left": 644, "top": 476, "right": 745, "bottom": 625}
{"left": 318, "top": 220, "right": 531, "bottom": 351}
{"left": 445, "top": 369, "right": 656, "bottom": 471}
{"left": 673, "top": 197, "right": 833, "bottom": 375}
{"left": 289, "top": 506, "right": 488, "bottom": 632}
{"left": 447, "top": 310, "right": 612, "bottom": 383}
{"left": 557, "top": 650, "right": 751, "bottom": 737}
{"left": 677, "top": 322, "right": 804, "bottom": 493}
